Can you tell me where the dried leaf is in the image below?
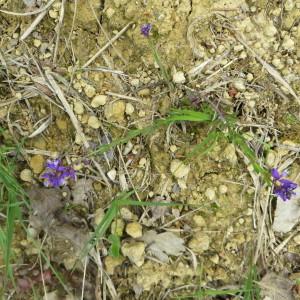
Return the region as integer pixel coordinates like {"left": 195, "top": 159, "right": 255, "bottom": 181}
{"left": 273, "top": 187, "right": 300, "bottom": 233}
{"left": 259, "top": 273, "right": 294, "bottom": 300}
{"left": 71, "top": 178, "right": 94, "bottom": 207}
{"left": 26, "top": 187, "right": 68, "bottom": 231}
{"left": 141, "top": 230, "right": 185, "bottom": 263}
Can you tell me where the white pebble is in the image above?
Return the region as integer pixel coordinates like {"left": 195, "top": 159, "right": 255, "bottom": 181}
{"left": 107, "top": 169, "right": 117, "bottom": 181}
{"left": 91, "top": 95, "right": 107, "bottom": 107}
{"left": 205, "top": 188, "right": 216, "bottom": 200}
{"left": 125, "top": 103, "right": 135, "bottom": 115}
{"left": 232, "top": 79, "right": 246, "bottom": 91}
{"left": 49, "top": 9, "right": 58, "bottom": 19}
{"left": 246, "top": 73, "right": 254, "bottom": 82}
{"left": 172, "top": 71, "right": 186, "bottom": 84}
{"left": 219, "top": 185, "right": 228, "bottom": 194}
{"left": 87, "top": 115, "right": 101, "bottom": 129}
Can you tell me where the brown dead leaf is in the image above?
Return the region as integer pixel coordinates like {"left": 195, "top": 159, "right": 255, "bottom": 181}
{"left": 259, "top": 272, "right": 295, "bottom": 300}
{"left": 141, "top": 230, "right": 185, "bottom": 263}
{"left": 71, "top": 178, "right": 94, "bottom": 207}
{"left": 26, "top": 186, "right": 69, "bottom": 231}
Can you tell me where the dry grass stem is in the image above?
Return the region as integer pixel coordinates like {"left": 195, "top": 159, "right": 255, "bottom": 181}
{"left": 82, "top": 22, "right": 132, "bottom": 68}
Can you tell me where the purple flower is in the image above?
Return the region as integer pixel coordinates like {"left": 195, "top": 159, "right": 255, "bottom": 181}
{"left": 271, "top": 168, "right": 297, "bottom": 201}
{"left": 41, "top": 159, "right": 77, "bottom": 188}
{"left": 141, "top": 23, "right": 152, "bottom": 37}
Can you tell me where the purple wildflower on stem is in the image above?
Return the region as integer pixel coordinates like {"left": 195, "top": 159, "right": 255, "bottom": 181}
{"left": 271, "top": 168, "right": 297, "bottom": 201}
{"left": 41, "top": 159, "right": 77, "bottom": 188}
{"left": 141, "top": 23, "right": 152, "bottom": 37}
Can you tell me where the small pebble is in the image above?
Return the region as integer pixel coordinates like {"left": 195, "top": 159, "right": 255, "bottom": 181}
{"left": 138, "top": 88, "right": 150, "bottom": 97}
{"left": 192, "top": 215, "right": 206, "bottom": 227}
{"left": 91, "top": 95, "right": 107, "bottom": 107}
{"left": 246, "top": 73, "right": 254, "bottom": 82}
{"left": 33, "top": 39, "right": 41, "bottom": 48}
{"left": 232, "top": 79, "right": 246, "bottom": 91}
{"left": 74, "top": 102, "right": 84, "bottom": 115}
{"left": 130, "top": 78, "right": 140, "bottom": 87}
{"left": 84, "top": 85, "right": 96, "bottom": 98}
{"left": 188, "top": 233, "right": 210, "bottom": 254}
{"left": 125, "top": 103, "right": 135, "bottom": 115}
{"left": 293, "top": 234, "right": 300, "bottom": 245}
{"left": 121, "top": 242, "right": 145, "bottom": 267}
{"left": 172, "top": 71, "right": 186, "bottom": 84}
{"left": 87, "top": 115, "right": 101, "bottom": 129}
{"left": 49, "top": 9, "right": 58, "bottom": 19}
{"left": 282, "top": 36, "right": 294, "bottom": 51}
{"left": 20, "top": 169, "right": 33, "bottom": 182}
{"left": 169, "top": 145, "right": 177, "bottom": 153}
{"left": 126, "top": 222, "right": 143, "bottom": 238}
{"left": 104, "top": 256, "right": 124, "bottom": 275}
{"left": 107, "top": 169, "right": 117, "bottom": 181}
{"left": 219, "top": 185, "right": 228, "bottom": 194}
{"left": 205, "top": 188, "right": 216, "bottom": 200}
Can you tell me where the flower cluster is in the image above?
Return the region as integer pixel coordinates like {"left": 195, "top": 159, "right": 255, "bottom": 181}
{"left": 41, "top": 159, "right": 76, "bottom": 188}
{"left": 141, "top": 23, "right": 152, "bottom": 37}
{"left": 271, "top": 168, "right": 297, "bottom": 201}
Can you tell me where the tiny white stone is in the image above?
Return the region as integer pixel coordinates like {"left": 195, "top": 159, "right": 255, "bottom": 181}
{"left": 49, "top": 9, "right": 58, "bottom": 19}
{"left": 233, "top": 45, "right": 243, "bottom": 52}
{"left": 107, "top": 169, "right": 117, "bottom": 181}
{"left": 205, "top": 188, "right": 216, "bottom": 200}
{"left": 139, "top": 158, "right": 147, "bottom": 166}
{"left": 172, "top": 71, "right": 186, "bottom": 84}
{"left": 91, "top": 95, "right": 107, "bottom": 107}
{"left": 33, "top": 39, "right": 41, "bottom": 48}
{"left": 169, "top": 145, "right": 177, "bottom": 153}
{"left": 219, "top": 185, "right": 228, "bottom": 194}
{"left": 232, "top": 79, "right": 246, "bottom": 91}
{"left": 123, "top": 141, "right": 133, "bottom": 155}
{"left": 87, "top": 115, "right": 101, "bottom": 129}
{"left": 125, "top": 103, "right": 135, "bottom": 115}
{"left": 246, "top": 73, "right": 254, "bottom": 82}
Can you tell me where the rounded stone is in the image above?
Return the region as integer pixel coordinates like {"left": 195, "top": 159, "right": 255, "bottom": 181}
{"left": 121, "top": 242, "right": 145, "bottom": 267}
{"left": 84, "top": 85, "right": 96, "bottom": 98}
{"left": 192, "top": 215, "right": 206, "bottom": 227}
{"left": 188, "top": 233, "right": 210, "bottom": 254}
{"left": 87, "top": 115, "right": 101, "bottom": 129}
{"left": 205, "top": 188, "right": 216, "bottom": 200}
{"left": 232, "top": 79, "right": 246, "bottom": 91}
{"left": 91, "top": 95, "right": 107, "bottom": 107}
{"left": 104, "top": 101, "right": 126, "bottom": 123}
{"left": 219, "top": 185, "right": 228, "bottom": 194}
{"left": 74, "top": 102, "right": 84, "bottom": 115}
{"left": 125, "top": 103, "right": 135, "bottom": 115}
{"left": 20, "top": 169, "right": 33, "bottom": 182}
{"left": 126, "top": 222, "right": 143, "bottom": 238}
{"left": 30, "top": 155, "right": 45, "bottom": 174}
{"left": 172, "top": 71, "right": 186, "bottom": 84}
